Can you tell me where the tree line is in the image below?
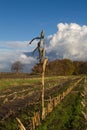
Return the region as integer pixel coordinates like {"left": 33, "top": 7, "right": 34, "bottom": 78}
{"left": 31, "top": 59, "right": 87, "bottom": 75}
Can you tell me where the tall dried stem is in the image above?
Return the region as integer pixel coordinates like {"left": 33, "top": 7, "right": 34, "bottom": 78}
{"left": 42, "top": 58, "right": 48, "bottom": 120}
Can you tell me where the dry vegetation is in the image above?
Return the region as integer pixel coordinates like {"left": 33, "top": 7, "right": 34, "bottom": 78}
{"left": 0, "top": 75, "right": 86, "bottom": 130}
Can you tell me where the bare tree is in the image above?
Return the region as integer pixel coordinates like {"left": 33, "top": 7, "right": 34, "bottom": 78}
{"left": 11, "top": 61, "right": 24, "bottom": 73}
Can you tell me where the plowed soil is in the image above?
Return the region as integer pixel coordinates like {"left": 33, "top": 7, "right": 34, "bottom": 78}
{"left": 0, "top": 77, "right": 79, "bottom": 121}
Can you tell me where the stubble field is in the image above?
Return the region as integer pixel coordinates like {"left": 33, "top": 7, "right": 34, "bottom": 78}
{"left": 0, "top": 75, "right": 86, "bottom": 130}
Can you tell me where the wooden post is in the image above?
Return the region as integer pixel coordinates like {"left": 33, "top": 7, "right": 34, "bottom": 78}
{"left": 42, "top": 58, "right": 48, "bottom": 120}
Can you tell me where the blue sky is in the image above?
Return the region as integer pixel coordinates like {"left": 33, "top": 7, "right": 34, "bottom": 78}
{"left": 0, "top": 0, "right": 87, "bottom": 72}
{"left": 0, "top": 0, "right": 87, "bottom": 41}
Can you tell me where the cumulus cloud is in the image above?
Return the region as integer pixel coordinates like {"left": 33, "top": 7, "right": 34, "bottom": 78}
{"left": 0, "top": 23, "right": 87, "bottom": 72}
{"left": 0, "top": 41, "right": 36, "bottom": 72}
{"left": 19, "top": 54, "right": 37, "bottom": 72}
{"left": 47, "top": 23, "right": 87, "bottom": 61}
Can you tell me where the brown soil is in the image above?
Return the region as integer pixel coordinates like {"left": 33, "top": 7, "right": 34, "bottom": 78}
{"left": 0, "top": 77, "right": 79, "bottom": 121}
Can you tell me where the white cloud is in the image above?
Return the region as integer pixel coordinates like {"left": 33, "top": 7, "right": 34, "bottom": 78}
{"left": 0, "top": 23, "right": 87, "bottom": 72}
{"left": 0, "top": 41, "right": 36, "bottom": 72}
{"left": 47, "top": 23, "right": 87, "bottom": 61}
{"left": 19, "top": 54, "right": 36, "bottom": 64}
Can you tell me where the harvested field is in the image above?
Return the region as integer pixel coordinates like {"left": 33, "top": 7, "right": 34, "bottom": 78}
{"left": 36, "top": 78, "right": 86, "bottom": 130}
{"left": 0, "top": 76, "right": 84, "bottom": 130}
